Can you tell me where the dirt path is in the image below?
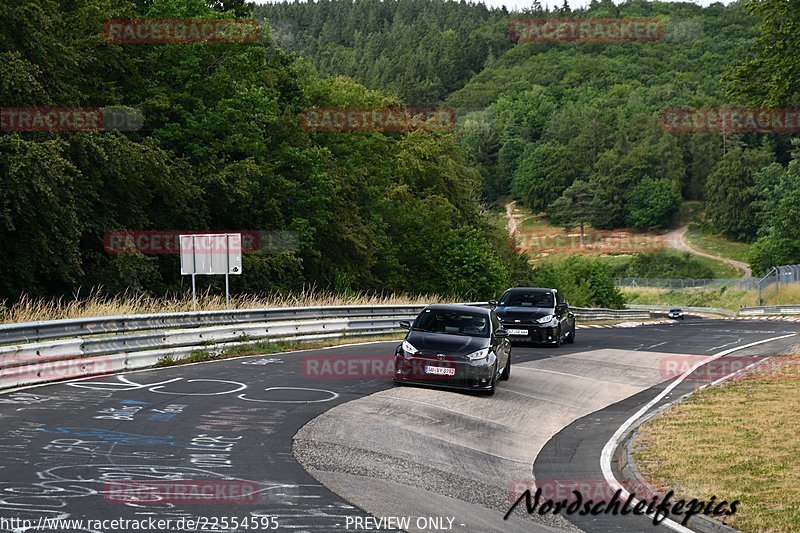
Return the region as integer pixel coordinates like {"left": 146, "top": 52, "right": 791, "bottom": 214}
{"left": 505, "top": 200, "right": 518, "bottom": 237}
{"left": 665, "top": 225, "right": 751, "bottom": 277}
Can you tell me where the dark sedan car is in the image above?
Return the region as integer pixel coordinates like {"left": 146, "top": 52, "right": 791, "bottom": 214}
{"left": 494, "top": 287, "right": 575, "bottom": 346}
{"left": 393, "top": 304, "right": 511, "bottom": 395}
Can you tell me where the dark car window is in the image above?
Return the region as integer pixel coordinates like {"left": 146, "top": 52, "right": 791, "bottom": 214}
{"left": 500, "top": 290, "right": 554, "bottom": 308}
{"left": 414, "top": 310, "right": 490, "bottom": 337}
{"left": 490, "top": 311, "right": 500, "bottom": 332}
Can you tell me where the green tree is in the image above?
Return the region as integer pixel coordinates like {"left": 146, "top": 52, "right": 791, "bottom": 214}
{"left": 625, "top": 177, "right": 681, "bottom": 230}
{"left": 728, "top": 0, "right": 800, "bottom": 106}
{"left": 511, "top": 141, "right": 578, "bottom": 214}
{"left": 704, "top": 147, "right": 774, "bottom": 241}
{"left": 748, "top": 187, "right": 800, "bottom": 274}
{"left": 548, "top": 180, "right": 596, "bottom": 246}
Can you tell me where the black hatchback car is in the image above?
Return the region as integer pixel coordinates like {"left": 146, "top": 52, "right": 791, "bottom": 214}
{"left": 494, "top": 287, "right": 575, "bottom": 346}
{"left": 393, "top": 304, "right": 511, "bottom": 395}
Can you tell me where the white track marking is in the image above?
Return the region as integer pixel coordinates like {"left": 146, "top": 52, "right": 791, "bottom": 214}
{"left": 600, "top": 333, "right": 795, "bottom": 533}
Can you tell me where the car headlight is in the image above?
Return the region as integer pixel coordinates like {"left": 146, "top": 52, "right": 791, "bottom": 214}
{"left": 401, "top": 340, "right": 418, "bottom": 356}
{"left": 536, "top": 315, "right": 554, "bottom": 324}
{"left": 465, "top": 347, "right": 490, "bottom": 361}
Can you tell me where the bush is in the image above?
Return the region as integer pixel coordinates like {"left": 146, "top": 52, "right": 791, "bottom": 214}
{"left": 611, "top": 251, "right": 716, "bottom": 279}
{"left": 530, "top": 256, "right": 625, "bottom": 308}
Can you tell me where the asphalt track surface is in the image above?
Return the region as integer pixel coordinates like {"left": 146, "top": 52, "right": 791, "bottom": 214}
{"left": 0, "top": 317, "right": 796, "bottom": 533}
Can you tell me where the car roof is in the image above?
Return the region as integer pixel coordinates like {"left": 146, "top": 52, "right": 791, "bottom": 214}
{"left": 423, "top": 304, "right": 490, "bottom": 315}
{"left": 502, "top": 287, "right": 555, "bottom": 292}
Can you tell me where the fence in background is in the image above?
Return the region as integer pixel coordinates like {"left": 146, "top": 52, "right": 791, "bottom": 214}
{"left": 625, "top": 304, "right": 735, "bottom": 317}
{"left": 616, "top": 263, "right": 800, "bottom": 292}
{"left": 739, "top": 304, "right": 800, "bottom": 316}
{"left": 615, "top": 277, "right": 759, "bottom": 290}
{"left": 778, "top": 264, "right": 800, "bottom": 283}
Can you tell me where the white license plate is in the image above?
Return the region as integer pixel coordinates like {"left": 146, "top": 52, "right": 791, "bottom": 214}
{"left": 507, "top": 329, "right": 528, "bottom": 336}
{"left": 424, "top": 366, "right": 455, "bottom": 376}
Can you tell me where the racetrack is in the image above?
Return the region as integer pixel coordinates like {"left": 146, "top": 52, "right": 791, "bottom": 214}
{"left": 0, "top": 318, "right": 796, "bottom": 533}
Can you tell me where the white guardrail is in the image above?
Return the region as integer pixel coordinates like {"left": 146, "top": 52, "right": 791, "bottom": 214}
{"left": 739, "top": 304, "right": 800, "bottom": 316}
{"left": 624, "top": 304, "right": 736, "bottom": 317}
{"left": 0, "top": 303, "right": 653, "bottom": 392}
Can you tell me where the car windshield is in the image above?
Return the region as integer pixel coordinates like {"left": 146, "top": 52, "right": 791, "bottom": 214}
{"left": 413, "top": 310, "right": 489, "bottom": 337}
{"left": 499, "top": 290, "right": 554, "bottom": 308}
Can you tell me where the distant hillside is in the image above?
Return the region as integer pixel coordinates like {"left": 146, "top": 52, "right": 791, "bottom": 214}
{"left": 256, "top": 0, "right": 800, "bottom": 274}
{"left": 254, "top": 0, "right": 512, "bottom": 106}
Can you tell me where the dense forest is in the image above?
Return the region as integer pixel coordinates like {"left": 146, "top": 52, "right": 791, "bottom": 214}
{"left": 1, "top": 0, "right": 799, "bottom": 308}
{"left": 0, "top": 0, "right": 528, "bottom": 303}
{"left": 259, "top": 0, "right": 800, "bottom": 275}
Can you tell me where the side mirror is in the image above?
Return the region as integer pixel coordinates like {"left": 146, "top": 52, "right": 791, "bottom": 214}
{"left": 494, "top": 329, "right": 509, "bottom": 338}
{"left": 556, "top": 302, "right": 568, "bottom": 310}
{"left": 489, "top": 299, "right": 498, "bottom": 309}
{"left": 399, "top": 321, "right": 411, "bottom": 329}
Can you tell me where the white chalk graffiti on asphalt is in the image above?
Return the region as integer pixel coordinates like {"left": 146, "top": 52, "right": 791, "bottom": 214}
{"left": 44, "top": 427, "right": 179, "bottom": 447}
{"left": 238, "top": 387, "right": 339, "bottom": 404}
{"left": 0, "top": 393, "right": 50, "bottom": 405}
{"left": 68, "top": 377, "right": 339, "bottom": 403}
{"left": 68, "top": 376, "right": 246, "bottom": 396}
{"left": 242, "top": 358, "right": 284, "bottom": 365}
{"left": 196, "top": 406, "right": 286, "bottom": 433}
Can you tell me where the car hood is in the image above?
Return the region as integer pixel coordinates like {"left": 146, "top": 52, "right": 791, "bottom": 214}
{"left": 405, "top": 331, "right": 489, "bottom": 356}
{"left": 495, "top": 306, "right": 554, "bottom": 321}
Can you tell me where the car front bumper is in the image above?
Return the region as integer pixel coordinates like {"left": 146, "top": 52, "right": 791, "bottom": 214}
{"left": 392, "top": 354, "right": 496, "bottom": 390}
{"left": 500, "top": 323, "right": 560, "bottom": 343}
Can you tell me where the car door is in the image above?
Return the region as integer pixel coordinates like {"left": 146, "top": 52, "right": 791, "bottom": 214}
{"left": 553, "top": 290, "right": 567, "bottom": 330}
{"left": 490, "top": 311, "right": 509, "bottom": 369}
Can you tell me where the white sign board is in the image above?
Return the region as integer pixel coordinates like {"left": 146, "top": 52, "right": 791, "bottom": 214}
{"left": 180, "top": 234, "right": 242, "bottom": 275}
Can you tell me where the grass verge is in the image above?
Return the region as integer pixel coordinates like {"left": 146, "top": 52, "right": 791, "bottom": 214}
{"left": 685, "top": 223, "right": 752, "bottom": 264}
{"left": 677, "top": 252, "right": 743, "bottom": 279}
{"left": 621, "top": 287, "right": 756, "bottom": 311}
{"left": 622, "top": 283, "right": 800, "bottom": 311}
{"left": 633, "top": 353, "right": 800, "bottom": 532}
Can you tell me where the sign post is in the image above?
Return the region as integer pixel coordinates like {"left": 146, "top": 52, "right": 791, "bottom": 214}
{"left": 180, "top": 233, "right": 243, "bottom": 308}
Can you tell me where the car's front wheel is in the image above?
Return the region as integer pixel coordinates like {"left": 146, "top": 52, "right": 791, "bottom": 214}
{"left": 499, "top": 354, "right": 511, "bottom": 381}
{"left": 565, "top": 322, "right": 575, "bottom": 344}
{"left": 486, "top": 363, "right": 498, "bottom": 395}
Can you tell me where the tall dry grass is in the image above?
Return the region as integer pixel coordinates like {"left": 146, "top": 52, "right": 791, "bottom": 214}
{"left": 0, "top": 287, "right": 452, "bottom": 324}
{"left": 622, "top": 282, "right": 800, "bottom": 311}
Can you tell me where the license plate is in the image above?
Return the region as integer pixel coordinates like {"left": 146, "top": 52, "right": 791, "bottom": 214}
{"left": 424, "top": 365, "right": 455, "bottom": 376}
{"left": 507, "top": 328, "right": 528, "bottom": 336}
